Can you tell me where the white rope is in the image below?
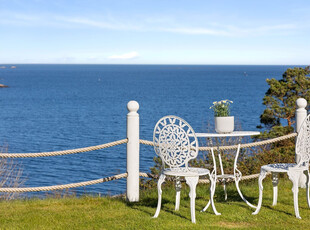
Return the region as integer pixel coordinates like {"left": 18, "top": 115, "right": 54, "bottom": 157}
{"left": 0, "top": 171, "right": 269, "bottom": 193}
{"left": 0, "top": 139, "right": 128, "bottom": 158}
{"left": 0, "top": 173, "right": 128, "bottom": 192}
{"left": 140, "top": 133, "right": 297, "bottom": 151}
{"left": 139, "top": 172, "right": 268, "bottom": 183}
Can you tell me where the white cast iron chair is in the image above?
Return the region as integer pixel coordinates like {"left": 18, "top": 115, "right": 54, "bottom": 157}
{"left": 152, "top": 116, "right": 220, "bottom": 223}
{"left": 253, "top": 114, "right": 310, "bottom": 219}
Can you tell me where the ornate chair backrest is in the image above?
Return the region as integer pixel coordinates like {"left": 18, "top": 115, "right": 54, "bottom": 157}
{"left": 153, "top": 116, "right": 198, "bottom": 171}
{"left": 296, "top": 114, "right": 310, "bottom": 167}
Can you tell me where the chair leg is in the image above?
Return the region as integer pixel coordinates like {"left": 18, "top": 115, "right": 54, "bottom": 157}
{"left": 252, "top": 169, "right": 267, "bottom": 215}
{"left": 201, "top": 175, "right": 221, "bottom": 215}
{"left": 175, "top": 176, "right": 181, "bottom": 211}
{"left": 288, "top": 170, "right": 301, "bottom": 219}
{"left": 209, "top": 174, "right": 221, "bottom": 215}
{"left": 272, "top": 172, "right": 279, "bottom": 206}
{"left": 235, "top": 175, "right": 256, "bottom": 208}
{"left": 201, "top": 176, "right": 213, "bottom": 212}
{"left": 305, "top": 170, "right": 310, "bottom": 208}
{"left": 153, "top": 174, "right": 166, "bottom": 218}
{"left": 185, "top": 176, "right": 199, "bottom": 223}
{"left": 223, "top": 180, "right": 228, "bottom": 201}
{"left": 201, "top": 200, "right": 210, "bottom": 212}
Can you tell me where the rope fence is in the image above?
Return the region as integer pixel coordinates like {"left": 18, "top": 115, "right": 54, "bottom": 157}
{"left": 140, "top": 133, "right": 297, "bottom": 151}
{"left": 0, "top": 171, "right": 273, "bottom": 193}
{"left": 139, "top": 172, "right": 270, "bottom": 184}
{"left": 0, "top": 133, "right": 296, "bottom": 159}
{"left": 0, "top": 139, "right": 128, "bottom": 158}
{"left": 0, "top": 133, "right": 295, "bottom": 192}
{"left": 0, "top": 173, "right": 128, "bottom": 193}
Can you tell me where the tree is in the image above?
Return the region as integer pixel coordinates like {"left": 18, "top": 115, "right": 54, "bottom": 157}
{"left": 250, "top": 67, "right": 310, "bottom": 170}
{"left": 259, "top": 66, "right": 310, "bottom": 129}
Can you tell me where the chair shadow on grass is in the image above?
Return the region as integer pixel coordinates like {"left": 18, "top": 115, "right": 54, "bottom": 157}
{"left": 264, "top": 204, "right": 295, "bottom": 217}
{"left": 123, "top": 189, "right": 256, "bottom": 222}
{"left": 123, "top": 179, "right": 310, "bottom": 220}
{"left": 212, "top": 185, "right": 257, "bottom": 206}
{"left": 125, "top": 196, "right": 192, "bottom": 222}
{"left": 122, "top": 180, "right": 261, "bottom": 222}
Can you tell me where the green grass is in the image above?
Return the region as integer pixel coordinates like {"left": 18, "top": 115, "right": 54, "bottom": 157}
{"left": 1, "top": 176, "right": 310, "bottom": 229}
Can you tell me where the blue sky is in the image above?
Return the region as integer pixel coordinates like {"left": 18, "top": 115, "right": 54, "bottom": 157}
{"left": 0, "top": 0, "right": 309, "bottom": 64}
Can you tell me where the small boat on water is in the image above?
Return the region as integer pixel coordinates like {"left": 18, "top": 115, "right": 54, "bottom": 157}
{"left": 11, "top": 66, "right": 17, "bottom": 69}
{"left": 0, "top": 84, "right": 8, "bottom": 88}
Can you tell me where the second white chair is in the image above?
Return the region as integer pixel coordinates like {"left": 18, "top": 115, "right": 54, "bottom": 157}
{"left": 253, "top": 114, "right": 310, "bottom": 219}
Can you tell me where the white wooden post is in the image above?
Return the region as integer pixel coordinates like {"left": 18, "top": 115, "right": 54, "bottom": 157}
{"left": 296, "top": 98, "right": 307, "bottom": 188}
{"left": 126, "top": 101, "right": 140, "bottom": 202}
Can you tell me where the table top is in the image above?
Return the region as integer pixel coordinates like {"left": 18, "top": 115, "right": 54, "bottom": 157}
{"left": 194, "top": 131, "right": 260, "bottom": 138}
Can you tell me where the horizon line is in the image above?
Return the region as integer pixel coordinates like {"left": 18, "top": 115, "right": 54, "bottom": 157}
{"left": 0, "top": 63, "right": 308, "bottom": 66}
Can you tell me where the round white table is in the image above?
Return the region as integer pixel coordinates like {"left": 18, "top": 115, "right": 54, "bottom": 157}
{"left": 195, "top": 131, "right": 260, "bottom": 138}
{"left": 195, "top": 131, "right": 260, "bottom": 212}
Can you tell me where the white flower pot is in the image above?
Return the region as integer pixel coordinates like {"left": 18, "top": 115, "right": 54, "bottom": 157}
{"left": 214, "top": 116, "right": 234, "bottom": 133}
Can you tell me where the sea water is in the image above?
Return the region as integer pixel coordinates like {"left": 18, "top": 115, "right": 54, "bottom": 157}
{"left": 0, "top": 64, "right": 300, "bottom": 195}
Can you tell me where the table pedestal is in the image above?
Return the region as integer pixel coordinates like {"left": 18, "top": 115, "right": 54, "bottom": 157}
{"left": 195, "top": 131, "right": 260, "bottom": 212}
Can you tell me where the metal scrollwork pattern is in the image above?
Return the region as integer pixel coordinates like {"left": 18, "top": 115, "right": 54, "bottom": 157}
{"left": 153, "top": 116, "right": 198, "bottom": 169}
{"left": 296, "top": 114, "right": 310, "bottom": 166}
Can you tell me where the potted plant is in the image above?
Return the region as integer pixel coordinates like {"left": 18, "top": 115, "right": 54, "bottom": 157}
{"left": 210, "top": 100, "right": 234, "bottom": 133}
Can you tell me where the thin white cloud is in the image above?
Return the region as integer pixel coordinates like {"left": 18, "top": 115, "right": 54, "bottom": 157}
{"left": 108, "top": 51, "right": 139, "bottom": 60}
{"left": 229, "top": 23, "right": 297, "bottom": 35}
{"left": 161, "top": 23, "right": 297, "bottom": 36}
{"left": 59, "top": 17, "right": 115, "bottom": 29}
{"left": 56, "top": 16, "right": 141, "bottom": 31}
{"left": 161, "top": 27, "right": 230, "bottom": 36}
{"left": 0, "top": 11, "right": 299, "bottom": 37}
{"left": 254, "top": 24, "right": 296, "bottom": 32}
{"left": 0, "top": 12, "right": 40, "bottom": 26}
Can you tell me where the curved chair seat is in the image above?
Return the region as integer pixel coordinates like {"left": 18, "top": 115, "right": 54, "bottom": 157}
{"left": 216, "top": 174, "right": 235, "bottom": 179}
{"left": 262, "top": 163, "right": 298, "bottom": 172}
{"left": 163, "top": 167, "right": 210, "bottom": 177}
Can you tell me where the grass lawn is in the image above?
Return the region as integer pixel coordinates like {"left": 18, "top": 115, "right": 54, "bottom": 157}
{"left": 0, "top": 176, "right": 310, "bottom": 229}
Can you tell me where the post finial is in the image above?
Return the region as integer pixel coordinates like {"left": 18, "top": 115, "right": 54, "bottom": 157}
{"left": 296, "top": 98, "right": 307, "bottom": 109}
{"left": 127, "top": 101, "right": 139, "bottom": 113}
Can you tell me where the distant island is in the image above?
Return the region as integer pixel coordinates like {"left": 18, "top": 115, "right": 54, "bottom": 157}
{"left": 0, "top": 66, "right": 17, "bottom": 69}
{"left": 0, "top": 66, "right": 16, "bottom": 87}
